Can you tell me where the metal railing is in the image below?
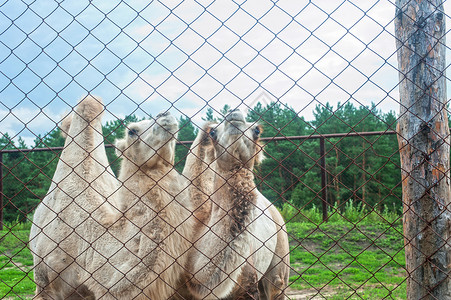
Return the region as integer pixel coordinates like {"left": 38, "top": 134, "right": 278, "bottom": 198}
{"left": 0, "top": 130, "right": 397, "bottom": 231}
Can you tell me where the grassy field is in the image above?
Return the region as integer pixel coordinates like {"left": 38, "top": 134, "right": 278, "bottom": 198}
{"left": 283, "top": 203, "right": 406, "bottom": 299}
{"left": 1, "top": 206, "right": 406, "bottom": 299}
{"left": 287, "top": 222, "right": 406, "bottom": 299}
{"left": 0, "top": 222, "right": 34, "bottom": 300}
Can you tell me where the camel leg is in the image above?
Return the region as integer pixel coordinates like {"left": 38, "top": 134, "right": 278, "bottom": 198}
{"left": 229, "top": 263, "right": 260, "bottom": 300}
{"left": 34, "top": 254, "right": 95, "bottom": 300}
{"left": 34, "top": 280, "right": 95, "bottom": 300}
{"left": 259, "top": 274, "right": 286, "bottom": 300}
{"left": 65, "top": 285, "right": 96, "bottom": 300}
{"left": 33, "top": 260, "right": 68, "bottom": 300}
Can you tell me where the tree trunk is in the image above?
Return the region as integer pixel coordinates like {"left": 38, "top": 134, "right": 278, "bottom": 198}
{"left": 395, "top": 1, "right": 451, "bottom": 299}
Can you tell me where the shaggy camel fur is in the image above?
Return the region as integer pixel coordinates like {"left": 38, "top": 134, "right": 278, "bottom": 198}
{"left": 182, "top": 122, "right": 216, "bottom": 226}
{"left": 30, "top": 96, "right": 194, "bottom": 299}
{"left": 184, "top": 110, "right": 290, "bottom": 299}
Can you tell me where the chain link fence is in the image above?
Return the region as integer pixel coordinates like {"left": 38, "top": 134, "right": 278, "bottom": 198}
{"left": 1, "top": 0, "right": 450, "bottom": 299}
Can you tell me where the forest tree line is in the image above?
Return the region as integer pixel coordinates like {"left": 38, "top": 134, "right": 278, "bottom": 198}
{"left": 0, "top": 102, "right": 401, "bottom": 223}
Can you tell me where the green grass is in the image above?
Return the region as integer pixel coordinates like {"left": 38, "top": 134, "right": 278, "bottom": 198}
{"left": 287, "top": 210, "right": 406, "bottom": 299}
{"left": 1, "top": 210, "right": 407, "bottom": 299}
{"left": 0, "top": 269, "right": 34, "bottom": 299}
{"left": 0, "top": 223, "right": 34, "bottom": 299}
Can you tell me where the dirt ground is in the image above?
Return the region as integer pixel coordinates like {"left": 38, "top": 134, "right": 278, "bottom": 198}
{"left": 286, "top": 287, "right": 334, "bottom": 299}
{"left": 10, "top": 289, "right": 331, "bottom": 300}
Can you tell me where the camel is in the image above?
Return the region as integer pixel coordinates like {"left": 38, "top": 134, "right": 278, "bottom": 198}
{"left": 30, "top": 95, "right": 194, "bottom": 299}
{"left": 182, "top": 122, "right": 216, "bottom": 227}
{"left": 183, "top": 110, "right": 290, "bottom": 299}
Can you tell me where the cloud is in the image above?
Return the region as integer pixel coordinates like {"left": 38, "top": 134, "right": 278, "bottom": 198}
{"left": 2, "top": 0, "right": 451, "bottom": 145}
{"left": 0, "top": 106, "right": 63, "bottom": 146}
{"left": 123, "top": 0, "right": 405, "bottom": 120}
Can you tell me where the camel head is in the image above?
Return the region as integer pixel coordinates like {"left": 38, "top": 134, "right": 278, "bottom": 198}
{"left": 209, "top": 109, "right": 264, "bottom": 171}
{"left": 115, "top": 112, "right": 178, "bottom": 169}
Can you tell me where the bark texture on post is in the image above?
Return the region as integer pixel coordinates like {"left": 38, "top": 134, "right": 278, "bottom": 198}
{"left": 395, "top": 1, "right": 450, "bottom": 299}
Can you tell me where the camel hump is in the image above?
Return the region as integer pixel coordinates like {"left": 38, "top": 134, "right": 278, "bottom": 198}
{"left": 76, "top": 95, "right": 104, "bottom": 122}
{"left": 59, "top": 96, "right": 103, "bottom": 138}
{"left": 60, "top": 113, "right": 73, "bottom": 138}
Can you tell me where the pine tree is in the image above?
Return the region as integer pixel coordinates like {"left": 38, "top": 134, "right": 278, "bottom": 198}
{"left": 0, "top": 103, "right": 403, "bottom": 223}
{"left": 202, "top": 107, "right": 216, "bottom": 122}
{"left": 174, "top": 115, "right": 197, "bottom": 172}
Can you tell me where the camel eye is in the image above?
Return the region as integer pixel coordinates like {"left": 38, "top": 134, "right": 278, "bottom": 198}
{"left": 253, "top": 126, "right": 261, "bottom": 137}
{"left": 128, "top": 128, "right": 138, "bottom": 137}
{"left": 209, "top": 128, "right": 217, "bottom": 140}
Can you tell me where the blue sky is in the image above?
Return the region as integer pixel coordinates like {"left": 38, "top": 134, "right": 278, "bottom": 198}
{"left": 1, "top": 0, "right": 450, "bottom": 146}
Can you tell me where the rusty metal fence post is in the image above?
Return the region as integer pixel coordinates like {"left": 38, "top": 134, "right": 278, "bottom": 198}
{"left": 0, "top": 152, "right": 3, "bottom": 231}
{"left": 320, "top": 137, "right": 328, "bottom": 222}
{"left": 0, "top": 131, "right": 397, "bottom": 228}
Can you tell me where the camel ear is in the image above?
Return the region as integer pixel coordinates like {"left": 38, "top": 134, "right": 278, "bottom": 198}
{"left": 115, "top": 139, "right": 127, "bottom": 157}
{"left": 254, "top": 143, "right": 265, "bottom": 165}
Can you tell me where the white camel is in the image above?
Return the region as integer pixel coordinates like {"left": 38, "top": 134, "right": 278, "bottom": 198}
{"left": 183, "top": 110, "right": 290, "bottom": 299}
{"left": 182, "top": 121, "right": 216, "bottom": 227}
{"left": 30, "top": 96, "right": 194, "bottom": 300}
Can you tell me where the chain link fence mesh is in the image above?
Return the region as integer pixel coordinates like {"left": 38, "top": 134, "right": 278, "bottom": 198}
{"left": 1, "top": 0, "right": 450, "bottom": 299}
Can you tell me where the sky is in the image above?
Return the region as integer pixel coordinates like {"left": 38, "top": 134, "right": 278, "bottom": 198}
{"left": 1, "top": 0, "right": 451, "bottom": 146}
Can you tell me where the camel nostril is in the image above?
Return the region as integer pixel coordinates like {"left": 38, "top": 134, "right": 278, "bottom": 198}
{"left": 225, "top": 109, "right": 245, "bottom": 123}
{"left": 156, "top": 112, "right": 170, "bottom": 119}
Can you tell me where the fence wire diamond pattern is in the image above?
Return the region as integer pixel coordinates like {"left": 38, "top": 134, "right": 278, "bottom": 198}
{"left": 1, "top": 0, "right": 451, "bottom": 299}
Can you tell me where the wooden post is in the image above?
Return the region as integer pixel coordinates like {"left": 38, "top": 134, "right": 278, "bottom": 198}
{"left": 395, "top": 1, "right": 451, "bottom": 298}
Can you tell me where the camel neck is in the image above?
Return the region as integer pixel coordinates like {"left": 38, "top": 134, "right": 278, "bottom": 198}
{"left": 119, "top": 161, "right": 173, "bottom": 182}
{"left": 211, "top": 166, "right": 257, "bottom": 237}
{"left": 216, "top": 166, "right": 256, "bottom": 189}
{"left": 186, "top": 165, "right": 259, "bottom": 298}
